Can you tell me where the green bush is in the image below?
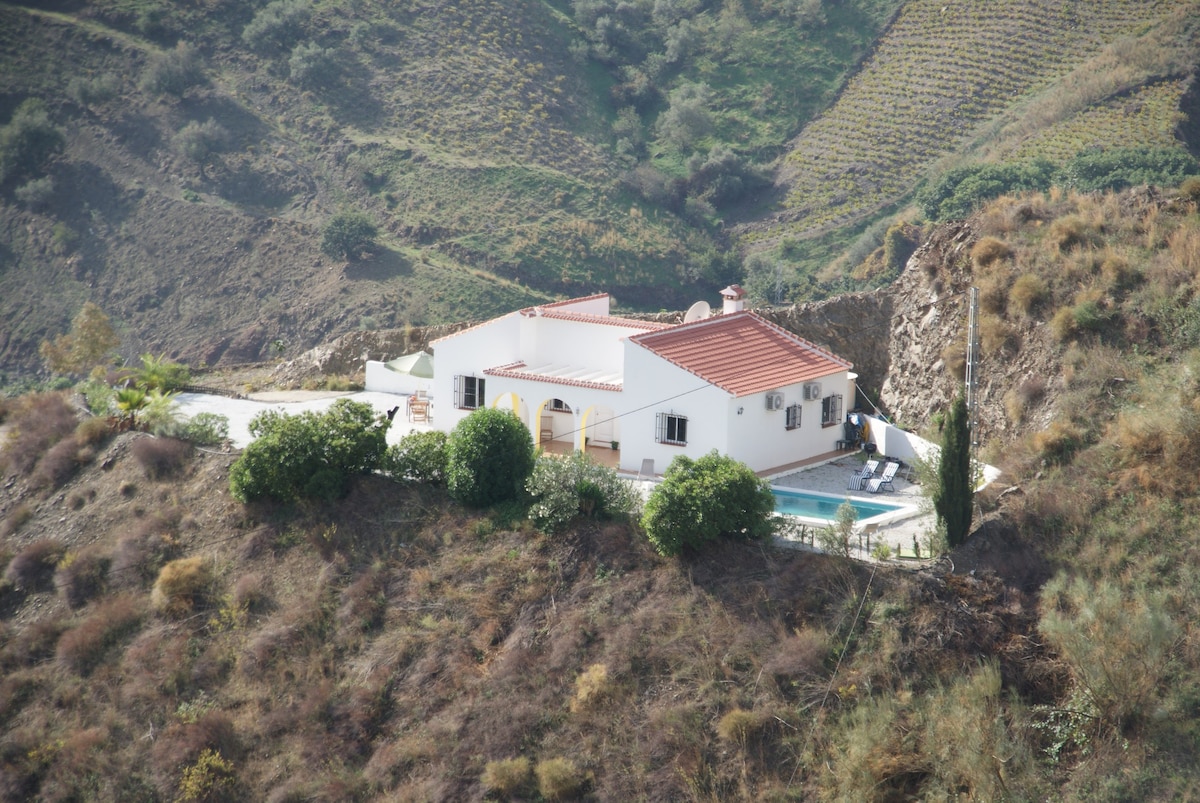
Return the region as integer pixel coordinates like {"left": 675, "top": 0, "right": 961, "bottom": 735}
{"left": 172, "top": 119, "right": 230, "bottom": 163}
{"left": 320, "top": 210, "right": 378, "bottom": 261}
{"left": 242, "top": 0, "right": 311, "bottom": 53}
{"left": 382, "top": 430, "right": 448, "bottom": 485}
{"left": 182, "top": 413, "right": 229, "bottom": 446}
{"left": 1060, "top": 146, "right": 1199, "bottom": 193}
{"left": 917, "top": 159, "right": 1055, "bottom": 221}
{"left": 139, "top": 42, "right": 205, "bottom": 96}
{"left": 641, "top": 450, "right": 776, "bottom": 556}
{"left": 229, "top": 399, "right": 390, "bottom": 503}
{"left": 288, "top": 42, "right": 338, "bottom": 88}
{"left": 66, "top": 73, "right": 120, "bottom": 107}
{"left": 0, "top": 98, "right": 65, "bottom": 183}
{"left": 526, "top": 451, "right": 637, "bottom": 533}
{"left": 14, "top": 176, "right": 54, "bottom": 210}
{"left": 445, "top": 408, "right": 535, "bottom": 509}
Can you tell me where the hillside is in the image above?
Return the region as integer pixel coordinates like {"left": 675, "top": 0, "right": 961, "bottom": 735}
{"left": 5, "top": 0, "right": 1198, "bottom": 387}
{"left": 5, "top": 183, "right": 1200, "bottom": 799}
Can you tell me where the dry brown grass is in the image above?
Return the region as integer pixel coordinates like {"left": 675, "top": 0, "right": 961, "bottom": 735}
{"left": 152, "top": 556, "right": 213, "bottom": 617}
{"left": 1008, "top": 273, "right": 1048, "bottom": 317}
{"left": 971, "top": 236, "right": 1013, "bottom": 269}
{"left": 56, "top": 593, "right": 144, "bottom": 674}
{"left": 535, "top": 757, "right": 586, "bottom": 801}
{"left": 482, "top": 756, "right": 533, "bottom": 797}
{"left": 568, "top": 663, "right": 609, "bottom": 713}
{"left": 132, "top": 437, "right": 193, "bottom": 480}
{"left": 4, "top": 538, "right": 67, "bottom": 591}
{"left": 55, "top": 546, "right": 111, "bottom": 608}
{"left": 0, "top": 391, "right": 77, "bottom": 475}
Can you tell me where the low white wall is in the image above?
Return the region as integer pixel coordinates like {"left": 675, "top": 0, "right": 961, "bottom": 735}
{"left": 865, "top": 415, "right": 1001, "bottom": 488}
{"left": 364, "top": 361, "right": 432, "bottom": 396}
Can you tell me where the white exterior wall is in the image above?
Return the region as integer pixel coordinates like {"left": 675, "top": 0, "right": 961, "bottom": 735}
{"left": 619, "top": 344, "right": 731, "bottom": 474}
{"left": 724, "top": 372, "right": 852, "bottom": 472}
{"left": 483, "top": 373, "right": 622, "bottom": 450}
{"left": 364, "top": 361, "right": 432, "bottom": 396}
{"left": 430, "top": 314, "right": 522, "bottom": 430}
{"left": 518, "top": 315, "right": 632, "bottom": 374}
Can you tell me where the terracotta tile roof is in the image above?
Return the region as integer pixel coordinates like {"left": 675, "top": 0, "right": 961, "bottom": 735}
{"left": 522, "top": 292, "right": 609, "bottom": 311}
{"left": 520, "top": 308, "right": 671, "bottom": 330}
{"left": 628, "top": 311, "right": 851, "bottom": 397}
{"left": 484, "top": 361, "right": 622, "bottom": 392}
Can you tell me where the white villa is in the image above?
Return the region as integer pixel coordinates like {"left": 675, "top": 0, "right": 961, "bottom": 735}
{"left": 406, "top": 285, "right": 859, "bottom": 476}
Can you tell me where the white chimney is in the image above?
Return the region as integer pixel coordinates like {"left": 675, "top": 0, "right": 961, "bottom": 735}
{"left": 720, "top": 284, "right": 746, "bottom": 314}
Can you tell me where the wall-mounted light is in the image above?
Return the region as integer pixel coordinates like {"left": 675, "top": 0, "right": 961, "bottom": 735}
{"left": 737, "top": 406, "right": 744, "bottom": 415}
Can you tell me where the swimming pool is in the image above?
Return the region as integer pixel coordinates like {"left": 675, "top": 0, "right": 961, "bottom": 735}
{"left": 771, "top": 487, "right": 906, "bottom": 524}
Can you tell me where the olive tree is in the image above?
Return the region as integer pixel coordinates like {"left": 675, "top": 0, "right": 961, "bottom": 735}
{"left": 641, "top": 450, "right": 775, "bottom": 556}
{"left": 321, "top": 210, "right": 378, "bottom": 260}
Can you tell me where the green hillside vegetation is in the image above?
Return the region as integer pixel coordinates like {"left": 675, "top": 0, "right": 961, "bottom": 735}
{"left": 0, "top": 0, "right": 905, "bottom": 383}
{"left": 750, "top": 0, "right": 1200, "bottom": 296}
{"left": 3, "top": 185, "right": 1200, "bottom": 798}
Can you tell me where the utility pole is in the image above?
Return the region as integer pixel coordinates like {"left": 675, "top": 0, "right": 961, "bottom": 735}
{"left": 964, "top": 286, "right": 980, "bottom": 449}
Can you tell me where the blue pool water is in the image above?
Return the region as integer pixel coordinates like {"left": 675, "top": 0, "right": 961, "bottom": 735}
{"left": 772, "top": 488, "right": 902, "bottom": 522}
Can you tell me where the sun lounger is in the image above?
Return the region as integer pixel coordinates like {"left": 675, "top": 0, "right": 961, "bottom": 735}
{"left": 859, "top": 459, "right": 879, "bottom": 479}
{"left": 848, "top": 471, "right": 866, "bottom": 491}
{"left": 868, "top": 461, "right": 899, "bottom": 493}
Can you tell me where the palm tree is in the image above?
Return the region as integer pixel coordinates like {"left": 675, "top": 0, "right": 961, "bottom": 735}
{"left": 115, "top": 387, "right": 148, "bottom": 430}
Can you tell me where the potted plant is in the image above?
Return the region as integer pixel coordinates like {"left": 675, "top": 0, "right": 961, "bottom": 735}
{"left": 611, "top": 440, "right": 619, "bottom": 450}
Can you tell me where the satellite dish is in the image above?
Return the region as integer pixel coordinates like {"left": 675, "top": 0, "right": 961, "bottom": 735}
{"left": 683, "top": 300, "right": 711, "bottom": 323}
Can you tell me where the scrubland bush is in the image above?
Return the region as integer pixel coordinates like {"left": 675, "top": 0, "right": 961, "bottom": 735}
{"left": 4, "top": 539, "right": 66, "bottom": 591}
{"left": 1099, "top": 253, "right": 1140, "bottom": 292}
{"left": 152, "top": 557, "right": 212, "bottom": 617}
{"left": 14, "top": 176, "right": 54, "bottom": 210}
{"left": 151, "top": 712, "right": 241, "bottom": 799}
{"left": 56, "top": 594, "right": 143, "bottom": 673}
{"left": 140, "top": 41, "right": 204, "bottom": 96}
{"left": 55, "top": 546, "right": 111, "bottom": 608}
{"left": 110, "top": 514, "right": 182, "bottom": 588}
{"left": 940, "top": 338, "right": 967, "bottom": 380}
{"left": 1181, "top": 175, "right": 1200, "bottom": 201}
{"left": 242, "top": 0, "right": 311, "bottom": 53}
{"left": 1047, "top": 215, "right": 1091, "bottom": 251}
{"left": 979, "top": 315, "right": 1019, "bottom": 356}
{"left": 231, "top": 572, "right": 269, "bottom": 612}
{"left": 132, "top": 437, "right": 192, "bottom": 479}
{"left": 482, "top": 756, "right": 532, "bottom": 797}
{"left": 971, "top": 236, "right": 1013, "bottom": 268}
{"left": 1040, "top": 575, "right": 1178, "bottom": 736}
{"left": 67, "top": 73, "right": 120, "bottom": 106}
{"left": 535, "top": 757, "right": 586, "bottom": 800}
{"left": 1032, "top": 420, "right": 1087, "bottom": 465}
{"left": 975, "top": 271, "right": 1011, "bottom": 315}
{"left": 381, "top": 430, "right": 447, "bottom": 485}
{"left": 32, "top": 436, "right": 91, "bottom": 489}
{"left": 764, "top": 627, "right": 829, "bottom": 680}
{"left": 173, "top": 118, "right": 229, "bottom": 163}
{"left": 288, "top": 42, "right": 338, "bottom": 88}
{"left": 175, "top": 748, "right": 239, "bottom": 802}
{"left": 1050, "top": 306, "right": 1078, "bottom": 341}
{"left": 0, "top": 391, "right": 77, "bottom": 474}
{"left": 716, "top": 707, "right": 766, "bottom": 744}
{"left": 0, "top": 99, "right": 64, "bottom": 184}
{"left": 176, "top": 412, "right": 225, "bottom": 446}
{"left": 75, "top": 415, "right": 112, "bottom": 447}
{"left": 1008, "top": 273, "right": 1049, "bottom": 316}
{"left": 1004, "top": 376, "right": 1047, "bottom": 425}
{"left": 527, "top": 451, "right": 637, "bottom": 533}
{"left": 0, "top": 503, "right": 33, "bottom": 539}
{"left": 569, "top": 663, "right": 610, "bottom": 713}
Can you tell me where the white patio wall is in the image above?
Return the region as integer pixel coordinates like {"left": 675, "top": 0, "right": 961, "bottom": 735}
{"left": 865, "top": 414, "right": 1002, "bottom": 488}
{"left": 363, "top": 361, "right": 432, "bottom": 396}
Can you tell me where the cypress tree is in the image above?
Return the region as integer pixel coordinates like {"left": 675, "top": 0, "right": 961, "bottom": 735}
{"left": 934, "top": 393, "right": 973, "bottom": 547}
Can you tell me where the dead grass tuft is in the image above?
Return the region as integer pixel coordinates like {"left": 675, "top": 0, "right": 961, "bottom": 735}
{"left": 33, "top": 437, "right": 91, "bottom": 489}
{"left": 716, "top": 707, "right": 768, "bottom": 744}
{"left": 535, "top": 757, "right": 586, "bottom": 801}
{"left": 569, "top": 663, "right": 610, "bottom": 713}
{"left": 1008, "top": 274, "right": 1048, "bottom": 317}
{"left": 970, "top": 236, "right": 1013, "bottom": 268}
{"left": 482, "top": 756, "right": 533, "bottom": 797}
{"left": 1047, "top": 215, "right": 1092, "bottom": 252}
{"left": 152, "top": 556, "right": 213, "bottom": 617}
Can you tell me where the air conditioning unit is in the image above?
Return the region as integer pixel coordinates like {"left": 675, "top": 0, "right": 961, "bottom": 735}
{"left": 765, "top": 392, "right": 784, "bottom": 411}
{"left": 803, "top": 382, "right": 822, "bottom": 401}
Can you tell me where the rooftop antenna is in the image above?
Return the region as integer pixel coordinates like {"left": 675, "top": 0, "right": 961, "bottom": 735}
{"left": 683, "top": 300, "right": 711, "bottom": 323}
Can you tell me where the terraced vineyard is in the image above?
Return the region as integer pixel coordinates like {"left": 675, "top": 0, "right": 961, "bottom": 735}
{"left": 763, "top": 0, "right": 1195, "bottom": 246}
{"left": 1006, "top": 79, "right": 1189, "bottom": 163}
